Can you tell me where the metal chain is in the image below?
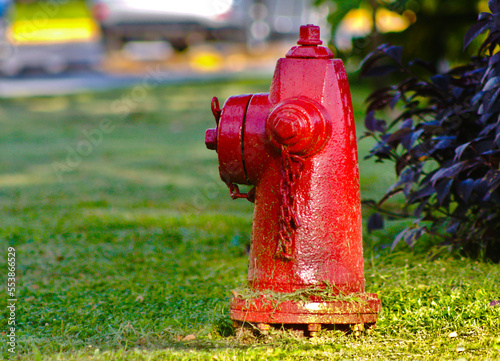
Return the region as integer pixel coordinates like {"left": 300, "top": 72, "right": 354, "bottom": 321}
{"left": 275, "top": 145, "right": 303, "bottom": 260}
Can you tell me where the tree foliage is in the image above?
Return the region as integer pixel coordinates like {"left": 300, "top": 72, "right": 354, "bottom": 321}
{"left": 360, "top": 0, "right": 500, "bottom": 262}
{"left": 317, "top": 0, "right": 481, "bottom": 66}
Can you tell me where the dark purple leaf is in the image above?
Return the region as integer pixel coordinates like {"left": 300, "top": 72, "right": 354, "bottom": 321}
{"left": 403, "top": 182, "right": 413, "bottom": 197}
{"left": 363, "top": 65, "right": 399, "bottom": 78}
{"left": 474, "top": 178, "right": 488, "bottom": 199}
{"left": 476, "top": 138, "right": 494, "bottom": 153}
{"left": 488, "top": 52, "right": 500, "bottom": 67}
{"left": 360, "top": 51, "right": 389, "bottom": 78}
{"left": 384, "top": 45, "right": 403, "bottom": 65}
{"left": 485, "top": 212, "right": 498, "bottom": 221}
{"left": 457, "top": 179, "right": 475, "bottom": 203}
{"left": 400, "top": 167, "right": 417, "bottom": 184}
{"left": 401, "top": 134, "right": 413, "bottom": 151}
{"left": 400, "top": 118, "right": 413, "bottom": 129}
{"left": 391, "top": 227, "right": 409, "bottom": 251}
{"left": 409, "top": 129, "right": 425, "bottom": 150}
{"left": 452, "top": 87, "right": 464, "bottom": 99}
{"left": 367, "top": 93, "right": 396, "bottom": 112}
{"left": 397, "top": 77, "right": 419, "bottom": 93}
{"left": 431, "top": 75, "right": 450, "bottom": 91}
{"left": 366, "top": 87, "right": 393, "bottom": 102}
{"left": 446, "top": 220, "right": 459, "bottom": 234}
{"left": 367, "top": 213, "right": 384, "bottom": 233}
{"left": 485, "top": 88, "right": 500, "bottom": 114}
{"left": 410, "top": 184, "right": 435, "bottom": 202}
{"left": 454, "top": 142, "right": 472, "bottom": 162}
{"left": 413, "top": 199, "right": 428, "bottom": 217}
{"left": 434, "top": 136, "right": 456, "bottom": 150}
{"left": 494, "top": 132, "right": 500, "bottom": 147}
{"left": 431, "top": 162, "right": 465, "bottom": 185}
{"left": 396, "top": 154, "right": 412, "bottom": 176}
{"left": 478, "top": 12, "right": 494, "bottom": 21}
{"left": 388, "top": 128, "right": 413, "bottom": 143}
{"left": 483, "top": 76, "right": 500, "bottom": 91}
{"left": 478, "top": 123, "right": 497, "bottom": 137}
{"left": 408, "top": 59, "right": 436, "bottom": 73}
{"left": 481, "top": 170, "right": 500, "bottom": 201}
{"left": 389, "top": 91, "right": 401, "bottom": 109}
{"left": 365, "top": 111, "right": 386, "bottom": 132}
{"left": 365, "top": 111, "right": 377, "bottom": 132}
{"left": 471, "top": 91, "right": 485, "bottom": 106}
{"left": 404, "top": 228, "right": 424, "bottom": 247}
{"left": 488, "top": 0, "right": 500, "bottom": 13}
{"left": 490, "top": 300, "right": 500, "bottom": 306}
{"left": 408, "top": 87, "right": 444, "bottom": 100}
{"left": 481, "top": 149, "right": 500, "bottom": 156}
{"left": 479, "top": 111, "right": 494, "bottom": 124}
{"left": 370, "top": 142, "right": 392, "bottom": 160}
{"left": 403, "top": 131, "right": 426, "bottom": 153}
{"left": 436, "top": 178, "right": 453, "bottom": 205}
{"left": 464, "top": 19, "right": 491, "bottom": 50}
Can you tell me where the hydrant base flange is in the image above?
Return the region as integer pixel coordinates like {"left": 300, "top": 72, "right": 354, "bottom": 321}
{"left": 230, "top": 293, "right": 381, "bottom": 326}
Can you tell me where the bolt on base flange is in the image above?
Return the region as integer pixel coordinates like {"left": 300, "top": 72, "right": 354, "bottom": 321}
{"left": 232, "top": 320, "right": 377, "bottom": 338}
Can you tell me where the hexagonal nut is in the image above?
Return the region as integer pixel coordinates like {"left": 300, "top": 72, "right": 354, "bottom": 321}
{"left": 272, "top": 116, "right": 298, "bottom": 142}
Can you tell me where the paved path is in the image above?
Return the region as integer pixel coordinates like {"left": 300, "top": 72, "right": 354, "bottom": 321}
{"left": 0, "top": 71, "right": 138, "bottom": 98}
{"left": 0, "top": 64, "right": 275, "bottom": 98}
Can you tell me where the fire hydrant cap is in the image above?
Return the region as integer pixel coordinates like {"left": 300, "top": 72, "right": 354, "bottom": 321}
{"left": 286, "top": 24, "right": 334, "bottom": 59}
{"left": 297, "top": 24, "right": 322, "bottom": 45}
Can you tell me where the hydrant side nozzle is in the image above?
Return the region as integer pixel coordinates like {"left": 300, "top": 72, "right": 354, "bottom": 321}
{"left": 265, "top": 98, "right": 330, "bottom": 157}
{"left": 205, "top": 128, "right": 217, "bottom": 150}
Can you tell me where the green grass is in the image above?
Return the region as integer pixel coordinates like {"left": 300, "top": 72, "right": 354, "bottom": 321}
{"left": 0, "top": 78, "right": 499, "bottom": 360}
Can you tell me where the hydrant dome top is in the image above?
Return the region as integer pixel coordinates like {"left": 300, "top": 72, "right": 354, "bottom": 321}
{"left": 286, "top": 24, "right": 334, "bottom": 59}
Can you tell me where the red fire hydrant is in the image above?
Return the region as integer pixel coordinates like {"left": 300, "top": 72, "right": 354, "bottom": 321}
{"left": 205, "top": 24, "right": 380, "bottom": 334}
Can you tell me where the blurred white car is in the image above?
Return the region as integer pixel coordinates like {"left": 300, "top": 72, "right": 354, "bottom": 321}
{"left": 91, "top": 0, "right": 250, "bottom": 52}
{"left": 90, "top": 0, "right": 325, "bottom": 52}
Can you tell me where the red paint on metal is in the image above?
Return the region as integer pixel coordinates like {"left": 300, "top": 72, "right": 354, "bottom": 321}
{"left": 230, "top": 293, "right": 381, "bottom": 325}
{"left": 205, "top": 24, "right": 380, "bottom": 328}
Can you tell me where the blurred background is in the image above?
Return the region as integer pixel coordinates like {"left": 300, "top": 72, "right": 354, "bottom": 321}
{"left": 0, "top": 0, "right": 330, "bottom": 82}
{"left": 0, "top": 0, "right": 487, "bottom": 93}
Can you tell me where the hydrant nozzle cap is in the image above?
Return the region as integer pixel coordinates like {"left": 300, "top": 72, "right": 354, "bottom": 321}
{"left": 205, "top": 128, "right": 217, "bottom": 150}
{"left": 297, "top": 24, "right": 322, "bottom": 46}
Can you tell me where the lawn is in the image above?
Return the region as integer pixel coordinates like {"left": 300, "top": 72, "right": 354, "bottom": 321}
{"left": 0, "top": 77, "right": 499, "bottom": 360}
